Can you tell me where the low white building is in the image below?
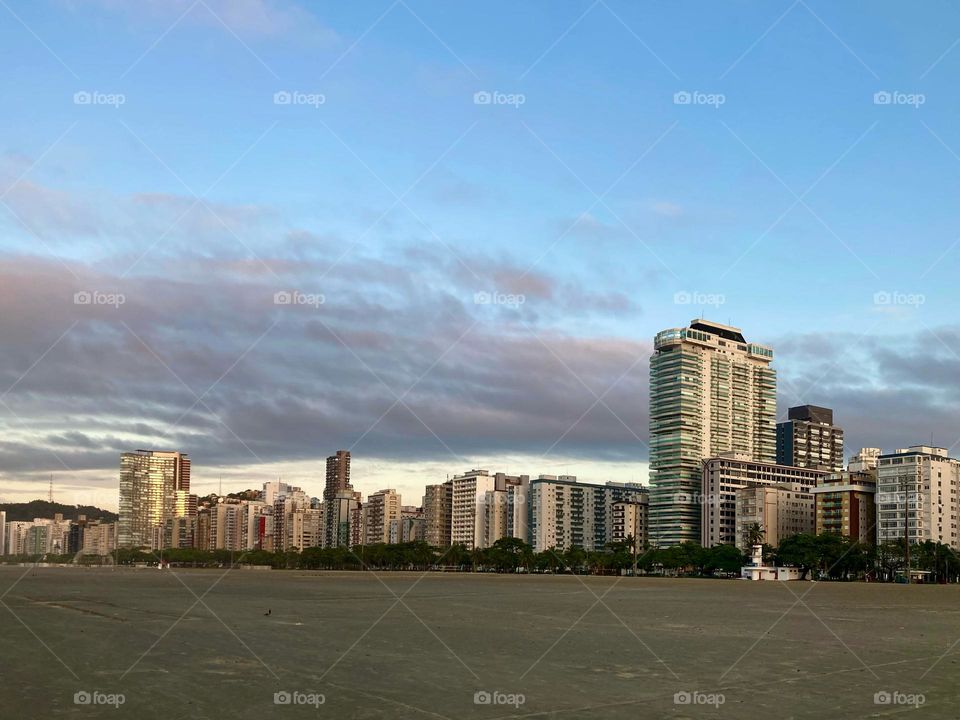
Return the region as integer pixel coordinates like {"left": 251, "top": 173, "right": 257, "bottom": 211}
{"left": 741, "top": 544, "right": 803, "bottom": 581}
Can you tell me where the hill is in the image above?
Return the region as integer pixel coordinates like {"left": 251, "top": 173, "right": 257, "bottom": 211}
{"left": 0, "top": 500, "right": 118, "bottom": 523}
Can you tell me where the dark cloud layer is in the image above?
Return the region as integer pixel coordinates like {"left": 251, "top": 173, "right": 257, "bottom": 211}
{"left": 3, "top": 166, "right": 960, "bottom": 497}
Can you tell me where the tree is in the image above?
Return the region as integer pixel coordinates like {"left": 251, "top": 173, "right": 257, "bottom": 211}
{"left": 746, "top": 523, "right": 765, "bottom": 548}
{"left": 776, "top": 534, "right": 819, "bottom": 580}
{"left": 704, "top": 544, "right": 743, "bottom": 575}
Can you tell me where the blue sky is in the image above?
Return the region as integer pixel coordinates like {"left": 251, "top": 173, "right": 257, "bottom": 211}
{"left": 2, "top": 0, "right": 960, "bottom": 507}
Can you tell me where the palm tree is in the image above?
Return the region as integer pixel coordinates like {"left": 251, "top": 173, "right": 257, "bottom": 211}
{"left": 746, "top": 523, "right": 765, "bottom": 548}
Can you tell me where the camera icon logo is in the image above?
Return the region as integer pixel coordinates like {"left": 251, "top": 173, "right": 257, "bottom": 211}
{"left": 874, "top": 691, "right": 892, "bottom": 705}
{"left": 873, "top": 91, "right": 892, "bottom": 105}
{"left": 473, "top": 91, "right": 492, "bottom": 105}
{"left": 274, "top": 691, "right": 292, "bottom": 705}
{"left": 274, "top": 291, "right": 292, "bottom": 305}
{"left": 474, "top": 691, "right": 492, "bottom": 705}
{"left": 74, "top": 691, "right": 92, "bottom": 705}
{"left": 73, "top": 91, "right": 91, "bottom": 105}
{"left": 74, "top": 291, "right": 92, "bottom": 305}
{"left": 674, "top": 691, "right": 692, "bottom": 705}
{"left": 273, "top": 91, "right": 292, "bottom": 105}
{"left": 673, "top": 91, "right": 692, "bottom": 105}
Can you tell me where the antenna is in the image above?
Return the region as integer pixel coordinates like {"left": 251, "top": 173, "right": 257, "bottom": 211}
{"left": 48, "top": 475, "right": 53, "bottom": 503}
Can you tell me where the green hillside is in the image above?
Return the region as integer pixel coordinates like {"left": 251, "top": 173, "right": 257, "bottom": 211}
{"left": 0, "top": 500, "right": 118, "bottom": 523}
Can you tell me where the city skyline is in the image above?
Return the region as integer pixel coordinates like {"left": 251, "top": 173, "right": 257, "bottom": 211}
{"left": 3, "top": 2, "right": 960, "bottom": 511}
{"left": 5, "top": 6, "right": 960, "bottom": 719}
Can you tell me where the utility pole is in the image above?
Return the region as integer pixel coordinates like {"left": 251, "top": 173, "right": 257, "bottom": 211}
{"left": 903, "top": 476, "right": 911, "bottom": 584}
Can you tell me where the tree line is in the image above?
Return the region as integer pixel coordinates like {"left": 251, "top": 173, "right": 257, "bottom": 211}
{"left": 6, "top": 534, "right": 959, "bottom": 582}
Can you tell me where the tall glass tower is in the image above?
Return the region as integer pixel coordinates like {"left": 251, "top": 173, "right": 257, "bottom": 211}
{"left": 118, "top": 450, "right": 193, "bottom": 549}
{"left": 648, "top": 320, "right": 776, "bottom": 546}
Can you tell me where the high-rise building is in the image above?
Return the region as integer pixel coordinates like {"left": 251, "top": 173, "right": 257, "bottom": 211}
{"left": 734, "top": 482, "right": 815, "bottom": 551}
{"left": 701, "top": 452, "right": 826, "bottom": 548}
{"left": 273, "top": 487, "right": 310, "bottom": 552}
{"left": 363, "top": 489, "right": 402, "bottom": 545}
{"left": 423, "top": 481, "right": 452, "bottom": 547}
{"left": 611, "top": 497, "right": 649, "bottom": 549}
{"left": 325, "top": 489, "right": 361, "bottom": 548}
{"left": 848, "top": 447, "right": 881, "bottom": 473}
{"left": 324, "top": 450, "right": 351, "bottom": 501}
{"left": 210, "top": 500, "right": 245, "bottom": 551}
{"left": 811, "top": 468, "right": 877, "bottom": 545}
{"left": 877, "top": 446, "right": 960, "bottom": 549}
{"left": 394, "top": 506, "right": 425, "bottom": 544}
{"left": 649, "top": 320, "right": 776, "bottom": 546}
{"left": 118, "top": 450, "right": 196, "bottom": 549}
{"left": 776, "top": 405, "right": 844, "bottom": 472}
{"left": 262, "top": 480, "right": 293, "bottom": 506}
{"left": 289, "top": 507, "right": 322, "bottom": 550}
{"left": 450, "top": 470, "right": 528, "bottom": 549}
{"left": 0, "top": 511, "right": 5, "bottom": 555}
{"left": 81, "top": 521, "right": 117, "bottom": 556}
{"left": 528, "top": 476, "right": 646, "bottom": 552}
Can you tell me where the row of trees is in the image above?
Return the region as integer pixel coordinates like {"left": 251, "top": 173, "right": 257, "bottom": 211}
{"left": 7, "top": 534, "right": 960, "bottom": 582}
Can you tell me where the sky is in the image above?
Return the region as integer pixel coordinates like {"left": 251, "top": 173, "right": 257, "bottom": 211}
{"left": 2, "top": 0, "right": 960, "bottom": 510}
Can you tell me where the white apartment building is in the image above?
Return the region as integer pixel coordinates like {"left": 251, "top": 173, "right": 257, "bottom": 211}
{"left": 273, "top": 487, "right": 310, "bottom": 552}
{"left": 81, "top": 521, "right": 118, "bottom": 556}
{"left": 289, "top": 507, "right": 322, "bottom": 550}
{"left": 450, "top": 470, "right": 529, "bottom": 549}
{"left": 877, "top": 446, "right": 960, "bottom": 549}
{"left": 611, "top": 497, "right": 649, "bottom": 548}
{"left": 529, "top": 476, "right": 646, "bottom": 552}
{"left": 649, "top": 320, "right": 777, "bottom": 546}
{"left": 363, "top": 489, "right": 402, "bottom": 545}
{"left": 5, "top": 521, "right": 33, "bottom": 555}
{"left": 262, "top": 480, "right": 294, "bottom": 506}
{"left": 701, "top": 452, "right": 826, "bottom": 548}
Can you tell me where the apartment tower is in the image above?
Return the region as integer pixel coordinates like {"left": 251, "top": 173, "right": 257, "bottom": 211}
{"left": 776, "top": 405, "right": 844, "bottom": 472}
{"left": 118, "top": 450, "right": 196, "bottom": 550}
{"left": 423, "top": 481, "right": 453, "bottom": 548}
{"left": 649, "top": 320, "right": 776, "bottom": 546}
{"left": 324, "top": 450, "right": 351, "bottom": 500}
